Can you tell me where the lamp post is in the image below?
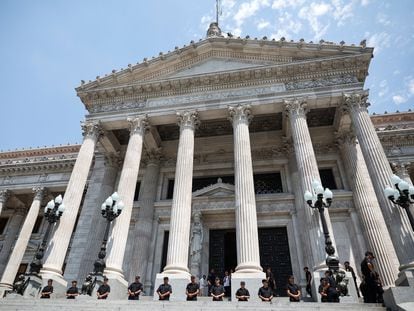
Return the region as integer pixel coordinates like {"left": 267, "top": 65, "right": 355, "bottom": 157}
{"left": 304, "top": 180, "right": 339, "bottom": 271}
{"left": 92, "top": 192, "right": 124, "bottom": 275}
{"left": 29, "top": 194, "right": 65, "bottom": 275}
{"left": 384, "top": 174, "right": 414, "bottom": 231}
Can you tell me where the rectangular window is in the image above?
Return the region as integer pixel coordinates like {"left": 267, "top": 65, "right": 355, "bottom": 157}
{"left": 160, "top": 231, "right": 169, "bottom": 272}
{"left": 166, "top": 180, "right": 175, "bottom": 199}
{"left": 253, "top": 173, "right": 283, "bottom": 194}
{"left": 319, "top": 169, "right": 337, "bottom": 190}
{"left": 0, "top": 218, "right": 9, "bottom": 235}
{"left": 133, "top": 182, "right": 141, "bottom": 201}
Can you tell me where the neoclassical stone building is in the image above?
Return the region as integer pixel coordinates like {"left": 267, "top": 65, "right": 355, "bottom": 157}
{"left": 0, "top": 24, "right": 413, "bottom": 301}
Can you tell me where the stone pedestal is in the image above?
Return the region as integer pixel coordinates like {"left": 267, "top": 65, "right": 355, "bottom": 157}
{"left": 23, "top": 275, "right": 42, "bottom": 298}
{"left": 312, "top": 271, "right": 358, "bottom": 303}
{"left": 230, "top": 272, "right": 266, "bottom": 302}
{"left": 153, "top": 273, "right": 190, "bottom": 301}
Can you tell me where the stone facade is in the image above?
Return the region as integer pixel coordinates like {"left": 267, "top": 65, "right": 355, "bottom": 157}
{"left": 0, "top": 30, "right": 413, "bottom": 304}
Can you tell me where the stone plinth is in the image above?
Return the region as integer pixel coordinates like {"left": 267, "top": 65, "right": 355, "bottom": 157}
{"left": 230, "top": 271, "right": 266, "bottom": 302}
{"left": 23, "top": 275, "right": 42, "bottom": 298}
{"left": 153, "top": 272, "right": 190, "bottom": 301}
{"left": 312, "top": 271, "right": 358, "bottom": 303}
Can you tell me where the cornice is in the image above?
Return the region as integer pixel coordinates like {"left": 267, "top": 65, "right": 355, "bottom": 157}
{"left": 76, "top": 37, "right": 372, "bottom": 93}
{"left": 78, "top": 53, "right": 370, "bottom": 111}
{"left": 0, "top": 145, "right": 81, "bottom": 159}
{"left": 0, "top": 156, "right": 77, "bottom": 175}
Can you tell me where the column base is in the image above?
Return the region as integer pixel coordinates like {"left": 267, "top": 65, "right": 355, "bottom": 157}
{"left": 153, "top": 272, "right": 190, "bottom": 301}
{"left": 383, "top": 274, "right": 414, "bottom": 311}
{"left": 311, "top": 270, "right": 358, "bottom": 303}
{"left": 39, "top": 269, "right": 67, "bottom": 299}
{"left": 231, "top": 271, "right": 266, "bottom": 302}
{"left": 396, "top": 269, "right": 414, "bottom": 287}
{"left": 0, "top": 283, "right": 12, "bottom": 299}
{"left": 102, "top": 271, "right": 128, "bottom": 300}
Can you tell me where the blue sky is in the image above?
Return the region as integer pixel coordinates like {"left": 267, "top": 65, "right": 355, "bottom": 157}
{"left": 0, "top": 0, "right": 413, "bottom": 151}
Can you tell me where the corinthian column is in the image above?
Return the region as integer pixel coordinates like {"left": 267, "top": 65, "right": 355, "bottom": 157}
{"left": 154, "top": 111, "right": 198, "bottom": 301}
{"left": 105, "top": 115, "right": 148, "bottom": 297}
{"left": 228, "top": 105, "right": 265, "bottom": 301}
{"left": 0, "top": 187, "right": 44, "bottom": 289}
{"left": 342, "top": 93, "right": 414, "bottom": 272}
{"left": 284, "top": 99, "right": 337, "bottom": 270}
{"left": 0, "top": 190, "right": 9, "bottom": 217}
{"left": 337, "top": 131, "right": 400, "bottom": 286}
{"left": 128, "top": 149, "right": 161, "bottom": 284}
{"left": 41, "top": 121, "right": 102, "bottom": 293}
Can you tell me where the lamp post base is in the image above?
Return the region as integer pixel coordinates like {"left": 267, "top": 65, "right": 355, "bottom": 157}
{"left": 312, "top": 270, "right": 359, "bottom": 303}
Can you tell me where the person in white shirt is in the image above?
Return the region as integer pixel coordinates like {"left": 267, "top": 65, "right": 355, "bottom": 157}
{"left": 199, "top": 275, "right": 208, "bottom": 296}
{"left": 223, "top": 271, "right": 231, "bottom": 298}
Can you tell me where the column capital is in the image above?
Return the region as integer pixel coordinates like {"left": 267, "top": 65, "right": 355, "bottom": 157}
{"left": 335, "top": 130, "right": 357, "bottom": 147}
{"left": 143, "top": 148, "right": 162, "bottom": 166}
{"left": 228, "top": 104, "right": 253, "bottom": 125}
{"left": 176, "top": 111, "right": 200, "bottom": 130}
{"left": 81, "top": 120, "right": 103, "bottom": 140}
{"left": 104, "top": 152, "right": 121, "bottom": 168}
{"left": 0, "top": 189, "right": 10, "bottom": 204}
{"left": 341, "top": 91, "right": 370, "bottom": 113}
{"left": 32, "top": 186, "right": 46, "bottom": 201}
{"left": 127, "top": 115, "right": 149, "bottom": 136}
{"left": 282, "top": 136, "right": 294, "bottom": 155}
{"left": 284, "top": 98, "right": 307, "bottom": 117}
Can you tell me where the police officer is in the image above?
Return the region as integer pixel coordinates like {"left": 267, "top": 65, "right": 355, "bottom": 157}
{"left": 97, "top": 277, "right": 110, "bottom": 300}
{"left": 128, "top": 276, "right": 143, "bottom": 300}
{"left": 235, "top": 281, "right": 250, "bottom": 301}
{"left": 258, "top": 279, "right": 273, "bottom": 302}
{"left": 210, "top": 277, "right": 225, "bottom": 301}
{"left": 157, "top": 277, "right": 172, "bottom": 300}
{"left": 186, "top": 275, "right": 200, "bottom": 301}
{"left": 66, "top": 280, "right": 79, "bottom": 299}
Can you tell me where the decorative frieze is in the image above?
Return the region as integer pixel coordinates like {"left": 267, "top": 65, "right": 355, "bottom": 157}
{"left": 285, "top": 74, "right": 358, "bottom": 90}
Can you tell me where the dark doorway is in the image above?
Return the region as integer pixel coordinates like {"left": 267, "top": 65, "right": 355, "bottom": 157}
{"left": 160, "top": 231, "right": 169, "bottom": 272}
{"left": 209, "top": 227, "right": 292, "bottom": 297}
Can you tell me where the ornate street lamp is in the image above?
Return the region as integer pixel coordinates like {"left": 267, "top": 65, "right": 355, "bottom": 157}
{"left": 29, "top": 194, "right": 65, "bottom": 275}
{"left": 384, "top": 174, "right": 414, "bottom": 231}
{"left": 304, "top": 180, "right": 339, "bottom": 271}
{"left": 92, "top": 192, "right": 124, "bottom": 275}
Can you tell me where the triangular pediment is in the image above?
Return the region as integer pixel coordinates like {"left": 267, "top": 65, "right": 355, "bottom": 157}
{"left": 165, "top": 58, "right": 273, "bottom": 79}
{"left": 77, "top": 37, "right": 372, "bottom": 94}
{"left": 192, "top": 179, "right": 235, "bottom": 197}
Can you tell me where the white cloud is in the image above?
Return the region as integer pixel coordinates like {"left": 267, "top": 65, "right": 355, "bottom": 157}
{"left": 233, "top": 0, "right": 271, "bottom": 28}
{"left": 361, "top": 0, "right": 370, "bottom": 6}
{"left": 378, "top": 80, "right": 388, "bottom": 97}
{"left": 298, "top": 2, "right": 332, "bottom": 39}
{"left": 376, "top": 13, "right": 391, "bottom": 26}
{"left": 366, "top": 32, "right": 391, "bottom": 54}
{"left": 408, "top": 79, "right": 414, "bottom": 95}
{"left": 392, "top": 95, "right": 407, "bottom": 105}
{"left": 271, "top": 0, "right": 304, "bottom": 9}
{"left": 271, "top": 12, "right": 302, "bottom": 39}
{"left": 331, "top": 0, "right": 354, "bottom": 26}
{"left": 257, "top": 20, "right": 271, "bottom": 30}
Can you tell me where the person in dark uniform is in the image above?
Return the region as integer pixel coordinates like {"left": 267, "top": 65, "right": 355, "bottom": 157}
{"left": 286, "top": 275, "right": 301, "bottom": 302}
{"left": 324, "top": 270, "right": 339, "bottom": 302}
{"left": 157, "top": 277, "right": 172, "bottom": 301}
{"left": 235, "top": 281, "right": 250, "bottom": 301}
{"left": 207, "top": 269, "right": 216, "bottom": 296}
{"left": 318, "top": 278, "right": 329, "bottom": 302}
{"left": 258, "top": 279, "right": 273, "bottom": 302}
{"left": 186, "top": 275, "right": 200, "bottom": 301}
{"left": 210, "top": 277, "right": 225, "bottom": 301}
{"left": 40, "top": 279, "right": 53, "bottom": 298}
{"left": 66, "top": 280, "right": 79, "bottom": 299}
{"left": 97, "top": 277, "right": 110, "bottom": 299}
{"left": 128, "top": 276, "right": 143, "bottom": 300}
{"left": 303, "top": 266, "right": 312, "bottom": 297}
{"left": 344, "top": 261, "right": 360, "bottom": 297}
{"left": 361, "top": 251, "right": 383, "bottom": 303}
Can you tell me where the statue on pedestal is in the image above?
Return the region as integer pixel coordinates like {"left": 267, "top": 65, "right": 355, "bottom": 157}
{"left": 190, "top": 212, "right": 203, "bottom": 277}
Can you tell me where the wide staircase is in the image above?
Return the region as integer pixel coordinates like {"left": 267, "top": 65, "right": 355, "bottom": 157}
{"left": 0, "top": 296, "right": 387, "bottom": 311}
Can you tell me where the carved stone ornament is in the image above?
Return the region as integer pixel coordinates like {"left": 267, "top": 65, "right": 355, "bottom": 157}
{"left": 391, "top": 162, "right": 411, "bottom": 177}
{"left": 0, "top": 189, "right": 10, "bottom": 204}
{"left": 176, "top": 111, "right": 200, "bottom": 130}
{"left": 228, "top": 104, "right": 253, "bottom": 125}
{"left": 342, "top": 92, "right": 370, "bottom": 113}
{"left": 285, "top": 75, "right": 358, "bottom": 91}
{"left": 104, "top": 152, "right": 121, "bottom": 168}
{"left": 334, "top": 130, "right": 357, "bottom": 147}
{"left": 127, "top": 115, "right": 149, "bottom": 135}
{"left": 32, "top": 186, "right": 45, "bottom": 201}
{"left": 143, "top": 148, "right": 163, "bottom": 166}
{"left": 81, "top": 121, "right": 103, "bottom": 140}
{"left": 284, "top": 98, "right": 307, "bottom": 117}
